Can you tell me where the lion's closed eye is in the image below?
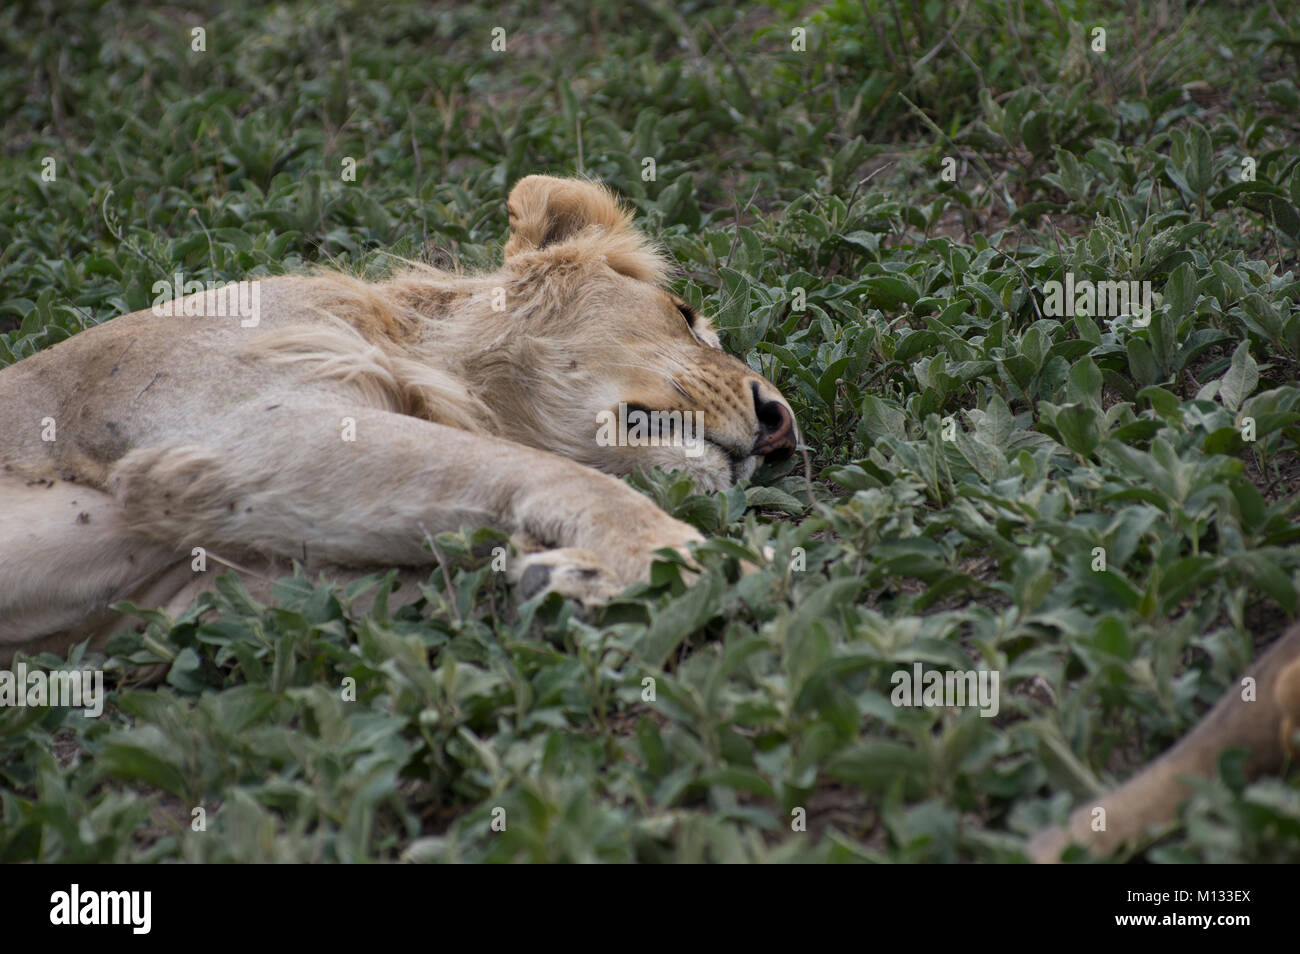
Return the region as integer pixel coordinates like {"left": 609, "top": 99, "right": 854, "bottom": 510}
{"left": 671, "top": 298, "right": 721, "bottom": 349}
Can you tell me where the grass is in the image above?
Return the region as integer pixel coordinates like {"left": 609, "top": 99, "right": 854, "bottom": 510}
{"left": 2, "top": 0, "right": 1300, "bottom": 862}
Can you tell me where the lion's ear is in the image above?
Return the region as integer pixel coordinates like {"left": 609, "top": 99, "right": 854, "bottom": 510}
{"left": 503, "top": 176, "right": 670, "bottom": 285}
{"left": 504, "top": 175, "right": 634, "bottom": 257}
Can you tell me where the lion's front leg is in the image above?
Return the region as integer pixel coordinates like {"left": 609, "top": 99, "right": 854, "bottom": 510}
{"left": 108, "top": 404, "right": 702, "bottom": 598}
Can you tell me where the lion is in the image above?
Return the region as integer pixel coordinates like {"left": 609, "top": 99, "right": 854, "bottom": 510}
{"left": 0, "top": 175, "right": 797, "bottom": 663}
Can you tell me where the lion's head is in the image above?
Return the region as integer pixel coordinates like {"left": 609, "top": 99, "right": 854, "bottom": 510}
{"left": 290, "top": 175, "right": 798, "bottom": 493}
{"left": 469, "top": 175, "right": 797, "bottom": 492}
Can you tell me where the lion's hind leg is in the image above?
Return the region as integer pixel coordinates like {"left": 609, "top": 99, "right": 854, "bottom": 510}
{"left": 0, "top": 474, "right": 181, "bottom": 659}
{"left": 1029, "top": 624, "right": 1300, "bottom": 861}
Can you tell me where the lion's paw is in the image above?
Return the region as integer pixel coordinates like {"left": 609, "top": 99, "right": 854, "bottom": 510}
{"left": 510, "top": 548, "right": 623, "bottom": 606}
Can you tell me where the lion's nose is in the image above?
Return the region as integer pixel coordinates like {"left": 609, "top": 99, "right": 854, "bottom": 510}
{"left": 751, "top": 382, "right": 796, "bottom": 460}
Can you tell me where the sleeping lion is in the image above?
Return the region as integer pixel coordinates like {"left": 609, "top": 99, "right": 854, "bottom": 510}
{"left": 2, "top": 174, "right": 1296, "bottom": 861}
{"left": 0, "top": 175, "right": 796, "bottom": 659}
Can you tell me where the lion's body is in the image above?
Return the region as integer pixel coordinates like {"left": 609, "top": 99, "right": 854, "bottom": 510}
{"left": 0, "top": 176, "right": 797, "bottom": 658}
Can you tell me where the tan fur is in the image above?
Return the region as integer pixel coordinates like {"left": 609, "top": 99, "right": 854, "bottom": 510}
{"left": 0, "top": 176, "right": 798, "bottom": 663}
{"left": 1029, "top": 625, "right": 1300, "bottom": 861}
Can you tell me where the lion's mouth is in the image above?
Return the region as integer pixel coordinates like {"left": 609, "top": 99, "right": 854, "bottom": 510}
{"left": 617, "top": 403, "right": 755, "bottom": 459}
{"left": 704, "top": 436, "right": 752, "bottom": 462}
{"left": 702, "top": 437, "right": 760, "bottom": 487}
{"left": 611, "top": 403, "right": 763, "bottom": 486}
